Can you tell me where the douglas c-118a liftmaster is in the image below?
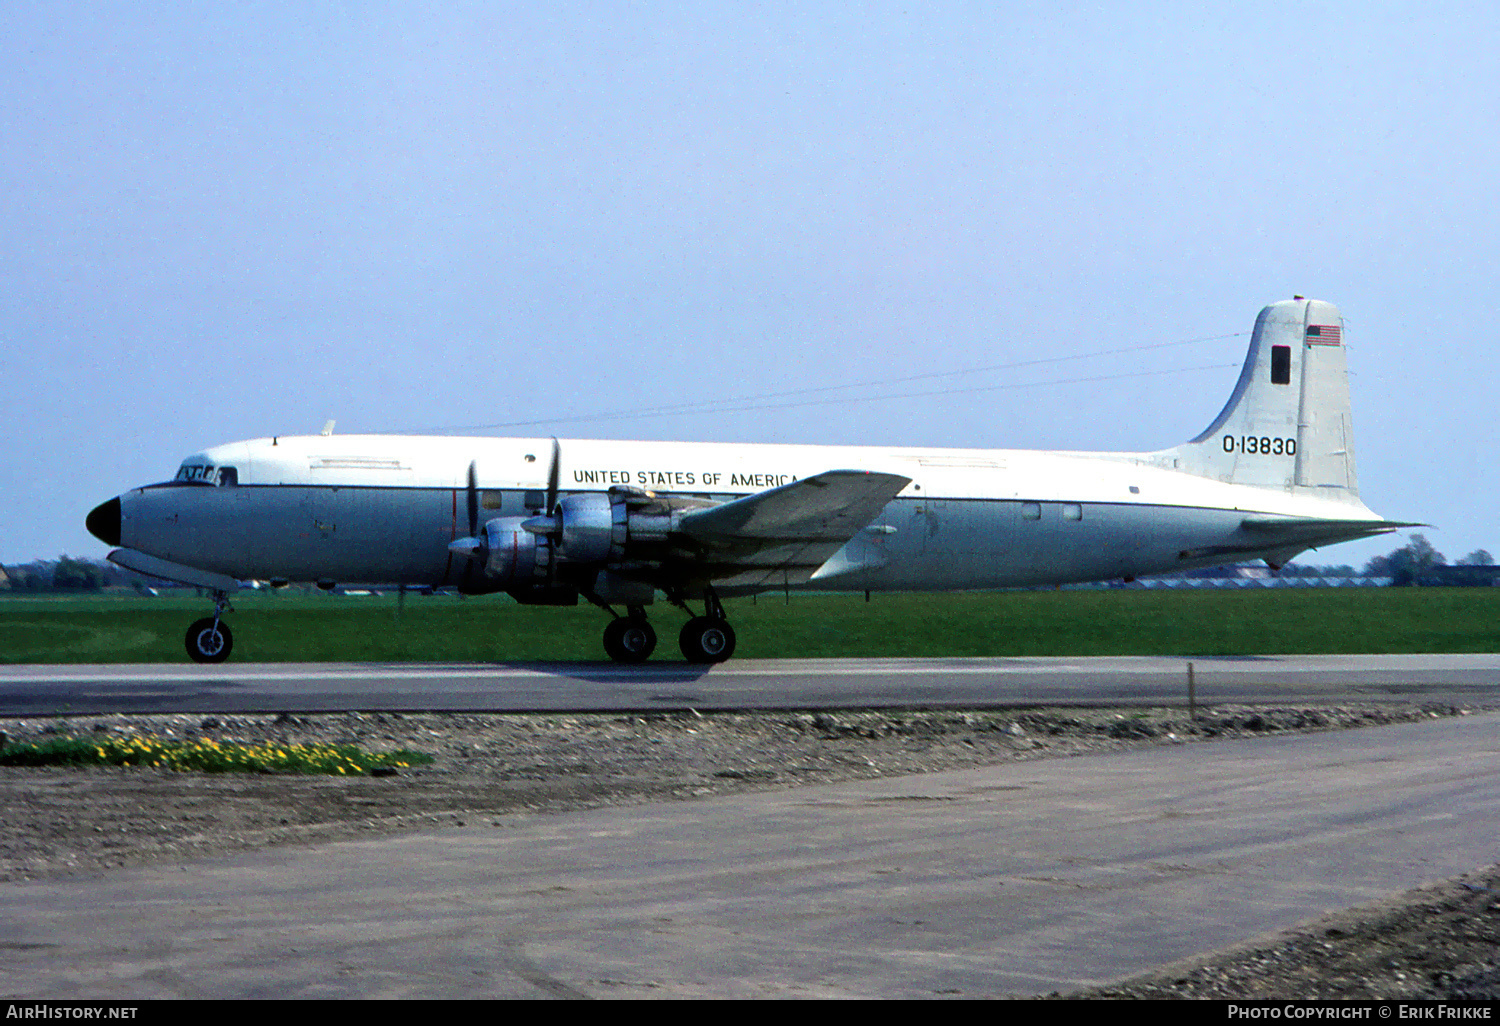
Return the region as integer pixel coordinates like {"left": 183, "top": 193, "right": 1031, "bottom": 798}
{"left": 87, "top": 298, "right": 1411, "bottom": 664}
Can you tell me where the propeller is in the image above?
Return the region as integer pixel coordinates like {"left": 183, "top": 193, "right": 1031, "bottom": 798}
{"left": 467, "top": 459, "right": 480, "bottom": 538}
{"left": 447, "top": 460, "right": 486, "bottom": 561}
{"left": 523, "top": 438, "right": 563, "bottom": 535}
{"left": 450, "top": 441, "right": 562, "bottom": 557}
{"left": 546, "top": 437, "right": 560, "bottom": 514}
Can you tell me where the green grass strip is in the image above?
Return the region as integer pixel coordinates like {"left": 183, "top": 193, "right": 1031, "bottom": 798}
{"left": 0, "top": 734, "right": 434, "bottom": 775}
{"left": 3, "top": 588, "right": 1499, "bottom": 662}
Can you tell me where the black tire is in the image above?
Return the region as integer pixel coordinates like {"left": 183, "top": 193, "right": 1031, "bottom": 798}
{"left": 603, "top": 617, "right": 656, "bottom": 663}
{"left": 185, "top": 618, "right": 233, "bottom": 663}
{"left": 679, "top": 616, "right": 736, "bottom": 663}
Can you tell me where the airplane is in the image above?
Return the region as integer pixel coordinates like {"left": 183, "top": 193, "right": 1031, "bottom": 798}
{"left": 86, "top": 297, "right": 1411, "bottom": 664}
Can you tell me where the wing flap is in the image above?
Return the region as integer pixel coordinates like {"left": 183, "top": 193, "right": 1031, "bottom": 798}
{"left": 677, "top": 470, "right": 910, "bottom": 586}
{"left": 679, "top": 470, "right": 910, "bottom": 543}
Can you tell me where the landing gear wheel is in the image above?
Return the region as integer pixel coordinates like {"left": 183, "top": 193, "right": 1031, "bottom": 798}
{"left": 603, "top": 617, "right": 656, "bottom": 663}
{"left": 679, "top": 616, "right": 736, "bottom": 663}
{"left": 185, "top": 618, "right": 233, "bottom": 664}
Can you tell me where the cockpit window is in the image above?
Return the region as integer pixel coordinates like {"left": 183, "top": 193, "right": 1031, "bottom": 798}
{"left": 175, "top": 464, "right": 216, "bottom": 484}
{"left": 173, "top": 464, "right": 237, "bottom": 486}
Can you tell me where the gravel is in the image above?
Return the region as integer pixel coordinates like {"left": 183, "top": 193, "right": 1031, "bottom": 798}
{"left": 2, "top": 701, "right": 1495, "bottom": 999}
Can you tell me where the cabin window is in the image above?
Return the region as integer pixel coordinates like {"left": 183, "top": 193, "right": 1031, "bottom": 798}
{"left": 523, "top": 489, "right": 546, "bottom": 511}
{"left": 1062, "top": 503, "right": 1083, "bottom": 521}
{"left": 1021, "top": 502, "right": 1041, "bottom": 521}
{"left": 1271, "top": 345, "right": 1291, "bottom": 385}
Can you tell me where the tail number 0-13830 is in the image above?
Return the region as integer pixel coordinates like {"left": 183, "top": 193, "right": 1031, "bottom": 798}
{"left": 1223, "top": 435, "right": 1296, "bottom": 455}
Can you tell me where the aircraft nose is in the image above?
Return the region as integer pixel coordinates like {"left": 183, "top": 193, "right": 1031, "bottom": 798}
{"left": 86, "top": 497, "right": 121, "bottom": 546}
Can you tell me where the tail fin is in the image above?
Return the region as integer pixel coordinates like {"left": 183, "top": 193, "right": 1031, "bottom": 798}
{"left": 1168, "top": 298, "right": 1362, "bottom": 501}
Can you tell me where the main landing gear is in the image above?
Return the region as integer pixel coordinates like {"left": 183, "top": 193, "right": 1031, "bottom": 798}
{"left": 598, "top": 589, "right": 736, "bottom": 665}
{"left": 602, "top": 612, "right": 657, "bottom": 663}
{"left": 678, "top": 588, "right": 736, "bottom": 663}
{"left": 185, "top": 591, "right": 233, "bottom": 664}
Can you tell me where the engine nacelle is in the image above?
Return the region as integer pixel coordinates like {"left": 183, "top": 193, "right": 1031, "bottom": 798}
{"left": 489, "top": 491, "right": 690, "bottom": 601}
{"left": 533, "top": 492, "right": 683, "bottom": 566}
{"left": 481, "top": 517, "right": 551, "bottom": 586}
{"left": 553, "top": 493, "right": 618, "bottom": 563}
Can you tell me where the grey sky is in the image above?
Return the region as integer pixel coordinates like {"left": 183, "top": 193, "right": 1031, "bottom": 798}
{"left": 3, "top": 2, "right": 1493, "bottom": 568}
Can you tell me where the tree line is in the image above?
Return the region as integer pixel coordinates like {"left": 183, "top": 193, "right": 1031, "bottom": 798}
{"left": 1357, "top": 534, "right": 1492, "bottom": 587}
{"left": 1, "top": 556, "right": 169, "bottom": 592}
{"left": 2, "top": 535, "right": 1491, "bottom": 592}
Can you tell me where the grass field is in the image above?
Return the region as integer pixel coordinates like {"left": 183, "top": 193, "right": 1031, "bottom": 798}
{"left": 2, "top": 588, "right": 1498, "bottom": 663}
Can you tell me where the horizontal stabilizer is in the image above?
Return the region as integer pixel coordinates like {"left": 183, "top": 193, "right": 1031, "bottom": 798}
{"left": 1240, "top": 515, "right": 1423, "bottom": 548}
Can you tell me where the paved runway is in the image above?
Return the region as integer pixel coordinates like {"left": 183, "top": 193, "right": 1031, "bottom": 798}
{"left": 3, "top": 654, "right": 1500, "bottom": 714}
{"left": 4, "top": 711, "right": 1498, "bottom": 998}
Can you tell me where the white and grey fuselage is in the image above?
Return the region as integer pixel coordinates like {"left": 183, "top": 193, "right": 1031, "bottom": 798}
{"left": 99, "top": 431, "right": 1386, "bottom": 595}
{"left": 87, "top": 298, "right": 1405, "bottom": 618}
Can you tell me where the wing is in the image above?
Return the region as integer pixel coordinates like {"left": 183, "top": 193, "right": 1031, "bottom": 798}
{"left": 107, "top": 547, "right": 242, "bottom": 592}
{"left": 675, "top": 469, "right": 911, "bottom": 587}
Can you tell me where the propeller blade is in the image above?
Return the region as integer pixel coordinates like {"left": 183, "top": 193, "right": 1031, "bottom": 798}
{"left": 545, "top": 437, "right": 560, "bottom": 514}
{"left": 466, "top": 460, "right": 479, "bottom": 538}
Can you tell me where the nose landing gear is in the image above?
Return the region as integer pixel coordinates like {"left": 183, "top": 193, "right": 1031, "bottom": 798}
{"left": 185, "top": 591, "right": 233, "bottom": 664}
